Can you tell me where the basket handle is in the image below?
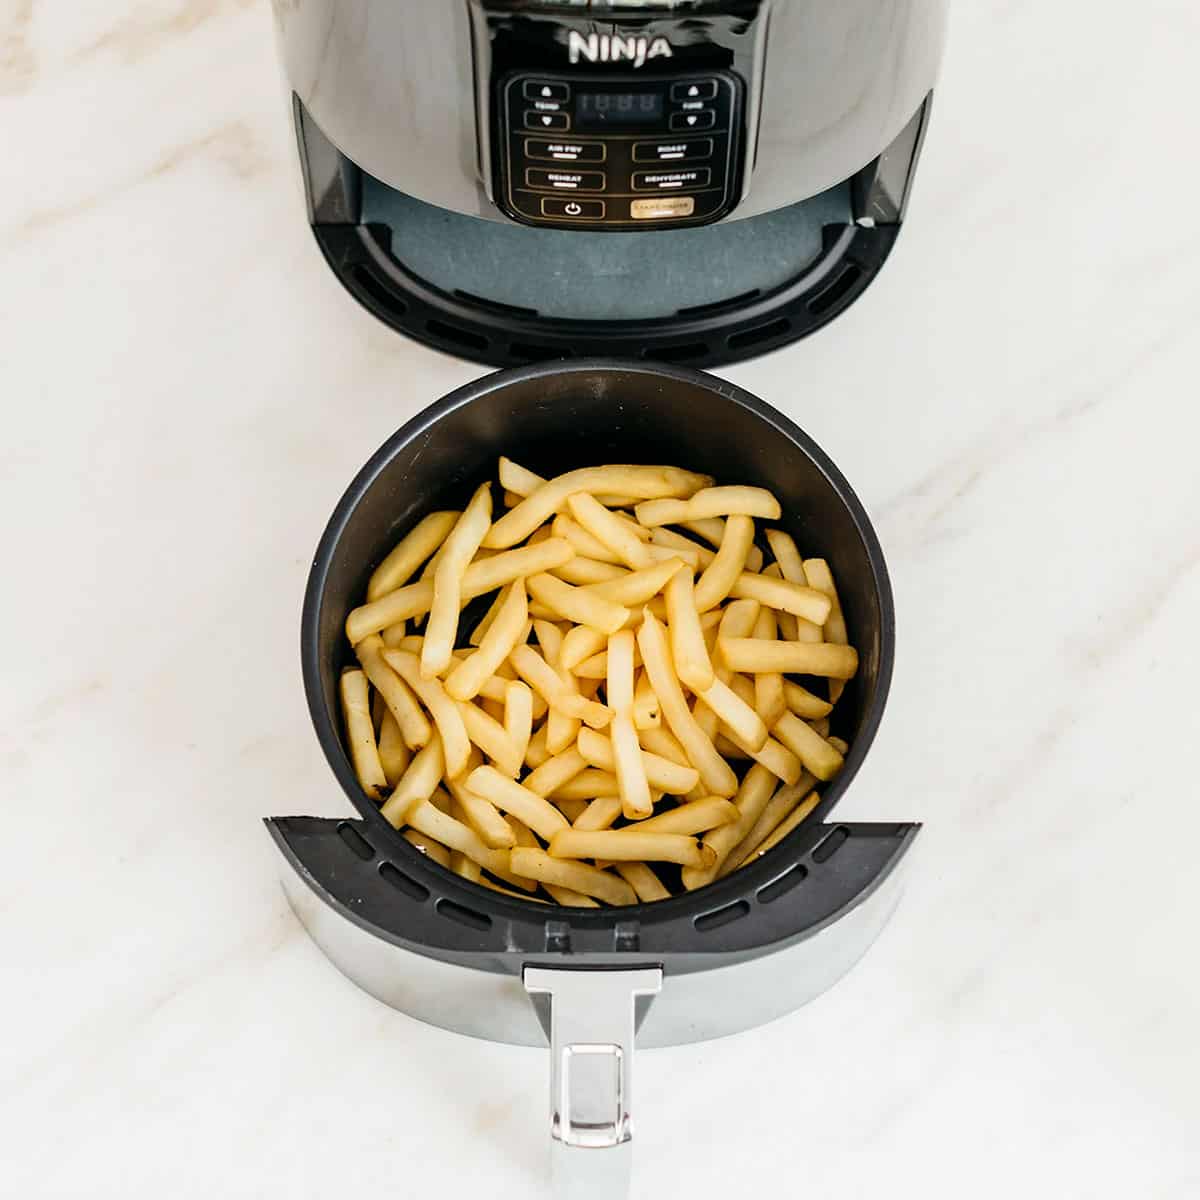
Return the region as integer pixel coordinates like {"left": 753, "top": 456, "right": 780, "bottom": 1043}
{"left": 524, "top": 966, "right": 663, "bottom": 1200}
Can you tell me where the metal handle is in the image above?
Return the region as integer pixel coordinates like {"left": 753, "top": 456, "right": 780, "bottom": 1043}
{"left": 524, "top": 966, "right": 663, "bottom": 1200}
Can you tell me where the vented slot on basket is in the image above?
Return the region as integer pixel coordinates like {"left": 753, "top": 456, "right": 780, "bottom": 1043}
{"left": 437, "top": 898, "right": 493, "bottom": 930}
{"left": 378, "top": 861, "right": 429, "bottom": 901}
{"left": 808, "top": 265, "right": 862, "bottom": 316}
{"left": 426, "top": 320, "right": 489, "bottom": 352}
{"left": 727, "top": 318, "right": 790, "bottom": 351}
{"left": 757, "top": 864, "right": 808, "bottom": 904}
{"left": 813, "top": 825, "right": 850, "bottom": 863}
{"left": 337, "top": 822, "right": 374, "bottom": 861}
{"left": 694, "top": 900, "right": 751, "bottom": 931}
{"left": 351, "top": 265, "right": 409, "bottom": 316}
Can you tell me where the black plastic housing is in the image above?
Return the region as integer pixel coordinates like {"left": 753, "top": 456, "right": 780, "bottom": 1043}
{"left": 270, "top": 361, "right": 911, "bottom": 972}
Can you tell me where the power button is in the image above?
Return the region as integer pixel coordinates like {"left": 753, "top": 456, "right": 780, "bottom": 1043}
{"left": 541, "top": 197, "right": 605, "bottom": 221}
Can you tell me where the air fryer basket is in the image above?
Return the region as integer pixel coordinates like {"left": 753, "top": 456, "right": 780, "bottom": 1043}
{"left": 271, "top": 359, "right": 911, "bottom": 967}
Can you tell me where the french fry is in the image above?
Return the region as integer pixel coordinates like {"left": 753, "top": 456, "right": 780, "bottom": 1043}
{"left": 554, "top": 557, "right": 629, "bottom": 586}
{"left": 727, "top": 571, "right": 832, "bottom": 624}
{"left": 542, "top": 884, "right": 600, "bottom": 907}
{"left": 532, "top": 617, "right": 566, "bottom": 664}
{"left": 612, "top": 714, "right": 653, "bottom": 819}
{"left": 764, "top": 529, "right": 807, "bottom": 583}
{"left": 510, "top": 847, "right": 638, "bottom": 906}
{"left": 402, "top": 828, "right": 452, "bottom": 868}
{"left": 381, "top": 734, "right": 446, "bottom": 826}
{"left": 664, "top": 568, "right": 715, "bottom": 692}
{"left": 628, "top": 796, "right": 739, "bottom": 836}
{"left": 525, "top": 722, "right": 551, "bottom": 768}
{"left": 339, "top": 669, "right": 387, "bottom": 799}
{"left": 648, "top": 526, "right": 715, "bottom": 569}
{"left": 803, "top": 557, "right": 850, "bottom": 703}
{"left": 500, "top": 459, "right": 659, "bottom": 522}
{"left": 606, "top": 628, "right": 636, "bottom": 711}
{"left": 551, "top": 769, "right": 621, "bottom": 801}
{"left": 637, "top": 611, "right": 737, "bottom": 796}
{"left": 637, "top": 726, "right": 690, "bottom": 768}
{"left": 583, "top": 557, "right": 685, "bottom": 607}
{"left": 523, "top": 746, "right": 589, "bottom": 797}
{"left": 561, "top": 625, "right": 607, "bottom": 672}
{"left": 527, "top": 572, "right": 629, "bottom": 635}
{"left": 450, "top": 852, "right": 484, "bottom": 882}
{"left": 367, "top": 511, "right": 460, "bottom": 601}
{"left": 456, "top": 699, "right": 524, "bottom": 778}
{"left": 722, "top": 776, "right": 815, "bottom": 873}
{"left": 345, "top": 538, "right": 574, "bottom": 644}
{"left": 445, "top": 580, "right": 528, "bottom": 701}
{"left": 635, "top": 485, "right": 781, "bottom": 527}
{"left": 572, "top": 795, "right": 623, "bottom": 831}
{"left": 783, "top": 680, "right": 833, "bottom": 719}
{"left": 484, "top": 465, "right": 711, "bottom": 549}
{"left": 549, "top": 829, "right": 715, "bottom": 868}
{"left": 552, "top": 514, "right": 626, "bottom": 564}
{"left": 717, "top": 638, "right": 859, "bottom": 679}
{"left": 497, "top": 455, "right": 544, "bottom": 496}
{"left": 504, "top": 680, "right": 533, "bottom": 764}
{"left": 422, "top": 483, "right": 493, "bottom": 677}
{"left": 693, "top": 514, "right": 756, "bottom": 611}
{"left": 407, "top": 796, "right": 531, "bottom": 886}
{"left": 751, "top": 605, "right": 788, "bottom": 728}
{"left": 382, "top": 650, "right": 472, "bottom": 778}
{"left": 748, "top": 791, "right": 823, "bottom": 858}
{"left": 614, "top": 861, "right": 671, "bottom": 902}
{"left": 509, "top": 644, "right": 612, "bottom": 728}
{"left": 466, "top": 765, "right": 570, "bottom": 841}
{"left": 576, "top": 726, "right": 700, "bottom": 795}
{"left": 354, "top": 635, "right": 432, "bottom": 750}
{"left": 695, "top": 677, "right": 768, "bottom": 752}
{"left": 773, "top": 711, "right": 845, "bottom": 781}
{"left": 632, "top": 671, "right": 661, "bottom": 730}
{"left": 445, "top": 774, "right": 517, "bottom": 849}
{"left": 469, "top": 584, "right": 510, "bottom": 646}
{"left": 554, "top": 797, "right": 589, "bottom": 824}
{"left": 682, "top": 765, "right": 776, "bottom": 889}
{"left": 380, "top": 621, "right": 408, "bottom": 648}
{"left": 377, "top": 708, "right": 412, "bottom": 787}
{"left": 567, "top": 492, "right": 656, "bottom": 570}
{"left": 680, "top": 517, "right": 764, "bottom": 572}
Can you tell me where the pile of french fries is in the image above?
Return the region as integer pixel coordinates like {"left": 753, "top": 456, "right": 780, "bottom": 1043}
{"left": 338, "top": 458, "right": 857, "bottom": 907}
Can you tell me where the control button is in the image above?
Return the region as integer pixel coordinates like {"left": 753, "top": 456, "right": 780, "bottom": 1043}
{"left": 525, "top": 139, "right": 606, "bottom": 163}
{"left": 526, "top": 110, "right": 570, "bottom": 131}
{"left": 524, "top": 80, "right": 570, "bottom": 103}
{"left": 671, "top": 80, "right": 718, "bottom": 102}
{"left": 631, "top": 197, "right": 696, "bottom": 221}
{"left": 541, "top": 197, "right": 606, "bottom": 221}
{"left": 526, "top": 168, "right": 606, "bottom": 192}
{"left": 669, "top": 110, "right": 715, "bottom": 131}
{"left": 632, "top": 138, "right": 713, "bottom": 163}
{"left": 631, "top": 167, "right": 712, "bottom": 192}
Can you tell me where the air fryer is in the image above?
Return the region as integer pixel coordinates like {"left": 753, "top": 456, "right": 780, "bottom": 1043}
{"left": 271, "top": 1, "right": 947, "bottom": 367}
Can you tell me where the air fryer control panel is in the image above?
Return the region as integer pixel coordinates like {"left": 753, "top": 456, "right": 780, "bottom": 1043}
{"left": 496, "top": 70, "right": 743, "bottom": 230}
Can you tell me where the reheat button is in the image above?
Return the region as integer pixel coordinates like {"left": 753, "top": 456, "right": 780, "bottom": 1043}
{"left": 526, "top": 168, "right": 606, "bottom": 192}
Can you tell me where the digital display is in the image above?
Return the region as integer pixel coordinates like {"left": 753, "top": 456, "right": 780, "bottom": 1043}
{"left": 576, "top": 92, "right": 664, "bottom": 126}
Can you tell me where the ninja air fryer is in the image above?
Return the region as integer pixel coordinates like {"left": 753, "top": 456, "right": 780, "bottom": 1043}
{"left": 271, "top": 0, "right": 947, "bottom": 367}
{"left": 267, "top": 361, "right": 915, "bottom": 1199}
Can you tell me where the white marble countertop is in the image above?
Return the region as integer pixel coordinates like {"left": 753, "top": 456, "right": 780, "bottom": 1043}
{"left": 3, "top": 3, "right": 1198, "bottom": 1197}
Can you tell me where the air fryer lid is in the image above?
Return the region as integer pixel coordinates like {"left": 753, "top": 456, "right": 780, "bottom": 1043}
{"left": 268, "top": 360, "right": 915, "bottom": 973}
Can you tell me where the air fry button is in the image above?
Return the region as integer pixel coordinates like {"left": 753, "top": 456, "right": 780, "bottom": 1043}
{"left": 631, "top": 168, "right": 711, "bottom": 192}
